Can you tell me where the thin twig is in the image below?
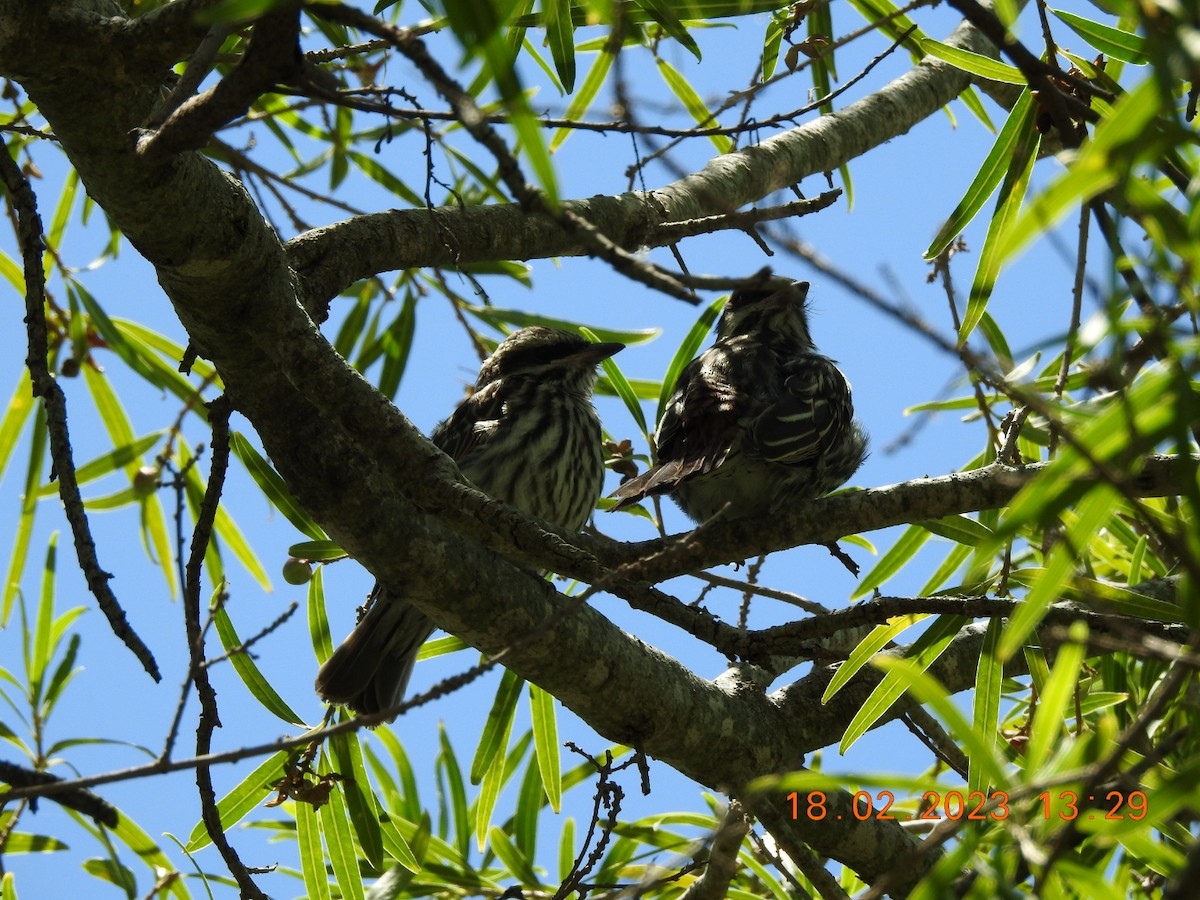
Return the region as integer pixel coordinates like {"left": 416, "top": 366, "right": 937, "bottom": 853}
{"left": 0, "top": 138, "right": 160, "bottom": 680}
{"left": 185, "top": 396, "right": 267, "bottom": 899}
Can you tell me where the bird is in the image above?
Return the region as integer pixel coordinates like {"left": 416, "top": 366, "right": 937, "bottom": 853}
{"left": 316, "top": 326, "right": 624, "bottom": 718}
{"left": 609, "top": 280, "right": 867, "bottom": 523}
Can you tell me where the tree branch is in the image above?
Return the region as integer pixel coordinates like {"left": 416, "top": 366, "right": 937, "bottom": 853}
{"left": 134, "top": 2, "right": 303, "bottom": 160}
{"left": 287, "top": 16, "right": 1003, "bottom": 306}
{"left": 0, "top": 137, "right": 160, "bottom": 680}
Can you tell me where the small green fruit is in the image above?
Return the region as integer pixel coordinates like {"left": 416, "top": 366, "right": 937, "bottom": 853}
{"left": 282, "top": 557, "right": 313, "bottom": 585}
{"left": 132, "top": 465, "right": 159, "bottom": 497}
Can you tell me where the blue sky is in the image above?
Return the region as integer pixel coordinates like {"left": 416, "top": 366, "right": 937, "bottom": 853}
{"left": 0, "top": 0, "right": 1124, "bottom": 895}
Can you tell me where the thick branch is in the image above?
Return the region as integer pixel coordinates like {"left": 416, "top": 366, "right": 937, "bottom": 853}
{"left": 590, "top": 454, "right": 1194, "bottom": 582}
{"left": 287, "top": 18, "right": 1002, "bottom": 306}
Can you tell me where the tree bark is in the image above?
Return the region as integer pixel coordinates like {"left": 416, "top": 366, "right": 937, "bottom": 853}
{"left": 0, "top": 2, "right": 1078, "bottom": 892}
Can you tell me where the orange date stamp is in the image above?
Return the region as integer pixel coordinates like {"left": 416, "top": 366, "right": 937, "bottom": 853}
{"left": 786, "top": 789, "right": 1149, "bottom": 822}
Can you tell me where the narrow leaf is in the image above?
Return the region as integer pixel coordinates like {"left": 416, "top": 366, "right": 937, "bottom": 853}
{"left": 529, "top": 683, "right": 562, "bottom": 812}
{"left": 925, "top": 88, "right": 1036, "bottom": 260}
{"left": 969, "top": 617, "right": 1004, "bottom": 796}
{"left": 214, "top": 604, "right": 306, "bottom": 726}
{"left": 840, "top": 615, "right": 969, "bottom": 751}
{"left": 1024, "top": 621, "right": 1088, "bottom": 773}
{"left": 656, "top": 58, "right": 731, "bottom": 153}
{"left": 1049, "top": 8, "right": 1147, "bottom": 64}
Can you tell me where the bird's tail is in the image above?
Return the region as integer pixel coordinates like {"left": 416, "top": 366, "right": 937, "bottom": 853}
{"left": 315, "top": 585, "right": 435, "bottom": 720}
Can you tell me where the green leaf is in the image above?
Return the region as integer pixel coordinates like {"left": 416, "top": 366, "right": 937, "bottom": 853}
{"left": 475, "top": 682, "right": 520, "bottom": 851}
{"left": 346, "top": 150, "right": 424, "bottom": 207}
{"left": 998, "top": 545, "right": 1075, "bottom": 661}
{"left": 969, "top": 618, "right": 1004, "bottom": 796}
{"left": 472, "top": 669, "right": 523, "bottom": 783}
{"left": 657, "top": 295, "right": 725, "bottom": 424}
{"left": 75, "top": 287, "right": 211, "bottom": 404}
{"left": 656, "top": 58, "right": 731, "bottom": 153}
{"left": 762, "top": 10, "right": 785, "bottom": 81}
{"left": 308, "top": 567, "right": 334, "bottom": 665}
{"left": 823, "top": 613, "right": 921, "bottom": 701}
{"left": 82, "top": 364, "right": 176, "bottom": 596}
{"left": 959, "top": 95, "right": 1041, "bottom": 341}
{"left": 529, "top": 683, "right": 562, "bottom": 812}
{"left": 489, "top": 826, "right": 542, "bottom": 886}
{"left": 558, "top": 817, "right": 575, "bottom": 882}
{"left": 957, "top": 85, "right": 996, "bottom": 133}
{"left": 464, "top": 305, "right": 659, "bottom": 345}
{"left": 3, "top": 403, "right": 45, "bottom": 624}
{"left": 329, "top": 727, "right": 384, "bottom": 870}
{"left": 513, "top": 102, "right": 560, "bottom": 204}
{"left": 512, "top": 747, "right": 542, "bottom": 858}
{"left": 846, "top": 0, "right": 927, "bottom": 53}
{"left": 437, "top": 725, "right": 471, "bottom": 858}
{"left": 0, "top": 832, "right": 68, "bottom": 854}
{"left": 920, "top": 38, "right": 1025, "bottom": 83}
{"left": 581, "top": 326, "right": 647, "bottom": 437}
{"left": 551, "top": 50, "right": 613, "bottom": 151}
{"left": 214, "top": 604, "right": 306, "bottom": 726}
{"left": 29, "top": 535, "right": 57, "bottom": 709}
{"left": 871, "top": 656, "right": 1010, "bottom": 791}
{"left": 851, "top": 523, "right": 930, "bottom": 599}
{"left": 996, "top": 78, "right": 1161, "bottom": 267}
{"left": 288, "top": 540, "right": 348, "bottom": 562}
{"left": 544, "top": 0, "right": 577, "bottom": 91}
{"left": 36, "top": 433, "right": 163, "bottom": 498}
{"left": 514, "top": 0, "right": 790, "bottom": 27}
{"left": 107, "top": 809, "right": 190, "bottom": 900}
{"left": 0, "top": 367, "right": 37, "bottom": 491}
{"left": 638, "top": 0, "right": 702, "bottom": 61}
{"left": 1049, "top": 8, "right": 1147, "bottom": 64}
{"left": 296, "top": 797, "right": 333, "bottom": 900}
{"left": 925, "top": 88, "right": 1036, "bottom": 261}
{"left": 1024, "top": 621, "right": 1088, "bottom": 773}
{"left": 318, "top": 753, "right": 367, "bottom": 900}
{"left": 916, "top": 514, "right": 994, "bottom": 546}
{"left": 185, "top": 749, "right": 292, "bottom": 850}
{"left": 230, "top": 432, "right": 325, "bottom": 540}
{"left": 42, "top": 170, "right": 78, "bottom": 278}
{"left": 0, "top": 249, "right": 23, "bottom": 293}
{"left": 840, "top": 615, "right": 969, "bottom": 751}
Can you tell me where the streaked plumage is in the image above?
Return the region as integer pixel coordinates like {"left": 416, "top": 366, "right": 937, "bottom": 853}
{"left": 316, "top": 327, "right": 623, "bottom": 718}
{"left": 610, "top": 280, "right": 867, "bottom": 522}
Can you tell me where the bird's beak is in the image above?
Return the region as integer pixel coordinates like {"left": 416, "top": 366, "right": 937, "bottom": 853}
{"left": 782, "top": 280, "right": 810, "bottom": 301}
{"left": 570, "top": 341, "right": 625, "bottom": 365}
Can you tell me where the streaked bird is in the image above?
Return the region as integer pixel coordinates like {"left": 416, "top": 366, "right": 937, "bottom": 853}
{"left": 610, "top": 280, "right": 867, "bottom": 522}
{"left": 317, "top": 327, "right": 624, "bottom": 718}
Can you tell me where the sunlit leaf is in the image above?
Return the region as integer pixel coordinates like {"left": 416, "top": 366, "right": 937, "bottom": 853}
{"left": 1049, "top": 8, "right": 1148, "bottom": 64}
{"left": 1024, "top": 621, "right": 1087, "bottom": 773}
{"left": 318, "top": 752, "right": 367, "bottom": 900}
{"left": 656, "top": 58, "right": 732, "bottom": 153}
{"left": 840, "top": 615, "right": 968, "bottom": 751}
{"left": 329, "top": 727, "right": 384, "bottom": 870}
{"left": 230, "top": 432, "right": 325, "bottom": 540}
{"left": 529, "top": 682, "right": 562, "bottom": 812}
{"left": 185, "top": 749, "right": 292, "bottom": 850}
{"left": 920, "top": 38, "right": 1025, "bottom": 83}
{"left": 996, "top": 78, "right": 1162, "bottom": 267}
{"left": 214, "top": 604, "right": 307, "bottom": 726}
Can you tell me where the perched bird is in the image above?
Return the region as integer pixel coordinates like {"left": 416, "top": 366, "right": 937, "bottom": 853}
{"left": 610, "top": 280, "right": 867, "bottom": 522}
{"left": 317, "top": 327, "right": 624, "bottom": 718}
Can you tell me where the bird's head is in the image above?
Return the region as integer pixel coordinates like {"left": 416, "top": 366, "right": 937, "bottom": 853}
{"left": 476, "top": 326, "right": 624, "bottom": 390}
{"left": 716, "top": 280, "right": 813, "bottom": 349}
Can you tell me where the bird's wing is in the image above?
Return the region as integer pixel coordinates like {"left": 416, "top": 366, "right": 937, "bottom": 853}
{"left": 609, "top": 347, "right": 744, "bottom": 508}
{"left": 430, "top": 381, "right": 506, "bottom": 462}
{"left": 749, "top": 354, "right": 853, "bottom": 465}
